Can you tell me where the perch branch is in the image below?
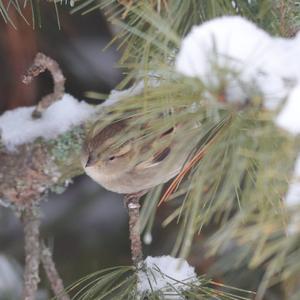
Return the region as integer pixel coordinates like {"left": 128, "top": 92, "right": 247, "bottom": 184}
{"left": 21, "top": 204, "right": 41, "bottom": 300}
{"left": 40, "top": 241, "right": 70, "bottom": 300}
{"left": 22, "top": 52, "right": 65, "bottom": 118}
{"left": 124, "top": 193, "right": 144, "bottom": 266}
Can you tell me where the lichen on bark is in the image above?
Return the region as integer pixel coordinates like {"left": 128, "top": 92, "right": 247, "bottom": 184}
{"left": 0, "top": 121, "right": 93, "bottom": 209}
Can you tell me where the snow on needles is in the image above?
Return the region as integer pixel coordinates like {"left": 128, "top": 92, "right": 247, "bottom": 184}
{"left": 102, "top": 81, "right": 146, "bottom": 107}
{"left": 137, "top": 256, "right": 197, "bottom": 298}
{"left": 0, "top": 94, "right": 95, "bottom": 151}
{"left": 175, "top": 16, "right": 300, "bottom": 134}
{"left": 285, "top": 155, "right": 300, "bottom": 234}
{"left": 175, "top": 16, "right": 300, "bottom": 227}
{"left": 103, "top": 75, "right": 160, "bottom": 107}
{"left": 285, "top": 156, "right": 300, "bottom": 208}
{"left": 276, "top": 87, "right": 300, "bottom": 135}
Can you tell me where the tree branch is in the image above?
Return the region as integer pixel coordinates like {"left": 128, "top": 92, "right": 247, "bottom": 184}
{"left": 124, "top": 193, "right": 144, "bottom": 267}
{"left": 0, "top": 53, "right": 96, "bottom": 209}
{"left": 40, "top": 241, "right": 70, "bottom": 300}
{"left": 22, "top": 52, "right": 65, "bottom": 119}
{"left": 0, "top": 125, "right": 87, "bottom": 209}
{"left": 21, "top": 204, "right": 41, "bottom": 300}
{"left": 0, "top": 53, "right": 92, "bottom": 299}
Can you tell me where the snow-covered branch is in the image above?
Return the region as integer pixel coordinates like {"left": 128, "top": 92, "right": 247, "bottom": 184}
{"left": 0, "top": 94, "right": 95, "bottom": 208}
{"left": 0, "top": 65, "right": 158, "bottom": 209}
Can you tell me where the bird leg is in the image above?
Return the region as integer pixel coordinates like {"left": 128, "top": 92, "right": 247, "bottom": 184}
{"left": 124, "top": 191, "right": 145, "bottom": 267}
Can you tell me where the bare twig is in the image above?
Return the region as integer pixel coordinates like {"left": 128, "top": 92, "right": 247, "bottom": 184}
{"left": 124, "top": 193, "right": 144, "bottom": 267}
{"left": 21, "top": 204, "right": 41, "bottom": 300}
{"left": 40, "top": 241, "right": 70, "bottom": 300}
{"left": 22, "top": 52, "right": 65, "bottom": 118}
{"left": 21, "top": 206, "right": 70, "bottom": 300}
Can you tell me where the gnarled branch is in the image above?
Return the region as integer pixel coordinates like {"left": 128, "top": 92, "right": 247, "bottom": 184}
{"left": 22, "top": 52, "right": 65, "bottom": 118}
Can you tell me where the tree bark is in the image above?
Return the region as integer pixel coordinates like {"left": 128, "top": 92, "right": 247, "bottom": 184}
{"left": 125, "top": 193, "right": 144, "bottom": 267}
{"left": 22, "top": 205, "right": 41, "bottom": 300}
{"left": 40, "top": 241, "right": 70, "bottom": 300}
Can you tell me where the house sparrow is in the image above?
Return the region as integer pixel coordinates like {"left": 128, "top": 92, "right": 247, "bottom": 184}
{"left": 81, "top": 114, "right": 199, "bottom": 194}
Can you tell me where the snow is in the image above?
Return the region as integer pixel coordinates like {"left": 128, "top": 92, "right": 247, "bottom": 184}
{"left": 175, "top": 16, "right": 300, "bottom": 124}
{"left": 102, "top": 81, "right": 146, "bottom": 107}
{"left": 175, "top": 16, "right": 300, "bottom": 232}
{"left": 285, "top": 155, "right": 300, "bottom": 234}
{"left": 0, "top": 75, "right": 159, "bottom": 152}
{"left": 285, "top": 155, "right": 300, "bottom": 207}
{"left": 137, "top": 255, "right": 197, "bottom": 298}
{"left": 0, "top": 94, "right": 95, "bottom": 151}
{"left": 176, "top": 16, "right": 273, "bottom": 105}
{"left": 103, "top": 76, "right": 160, "bottom": 107}
{"left": 275, "top": 87, "right": 300, "bottom": 135}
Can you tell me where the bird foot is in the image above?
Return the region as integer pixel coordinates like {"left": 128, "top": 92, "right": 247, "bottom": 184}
{"left": 123, "top": 190, "right": 147, "bottom": 208}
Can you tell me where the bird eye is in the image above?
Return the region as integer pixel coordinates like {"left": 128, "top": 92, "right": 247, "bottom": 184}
{"left": 108, "top": 156, "right": 115, "bottom": 161}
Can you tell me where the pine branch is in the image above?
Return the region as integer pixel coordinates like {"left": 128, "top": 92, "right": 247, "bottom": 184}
{"left": 66, "top": 264, "right": 253, "bottom": 299}
{"left": 93, "top": 3, "right": 300, "bottom": 297}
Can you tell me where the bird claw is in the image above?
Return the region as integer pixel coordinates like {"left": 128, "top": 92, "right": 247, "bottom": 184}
{"left": 123, "top": 190, "right": 147, "bottom": 208}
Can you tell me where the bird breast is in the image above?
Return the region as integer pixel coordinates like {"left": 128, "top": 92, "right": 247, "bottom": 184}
{"left": 84, "top": 165, "right": 139, "bottom": 194}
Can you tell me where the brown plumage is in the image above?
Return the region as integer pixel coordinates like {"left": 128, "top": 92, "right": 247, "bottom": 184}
{"left": 81, "top": 116, "right": 199, "bottom": 194}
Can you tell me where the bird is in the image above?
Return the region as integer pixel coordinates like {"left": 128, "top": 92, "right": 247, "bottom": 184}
{"left": 81, "top": 112, "right": 201, "bottom": 266}
{"left": 81, "top": 113, "right": 200, "bottom": 196}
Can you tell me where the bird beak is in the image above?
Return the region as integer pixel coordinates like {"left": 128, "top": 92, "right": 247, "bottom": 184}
{"left": 85, "top": 155, "right": 94, "bottom": 167}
